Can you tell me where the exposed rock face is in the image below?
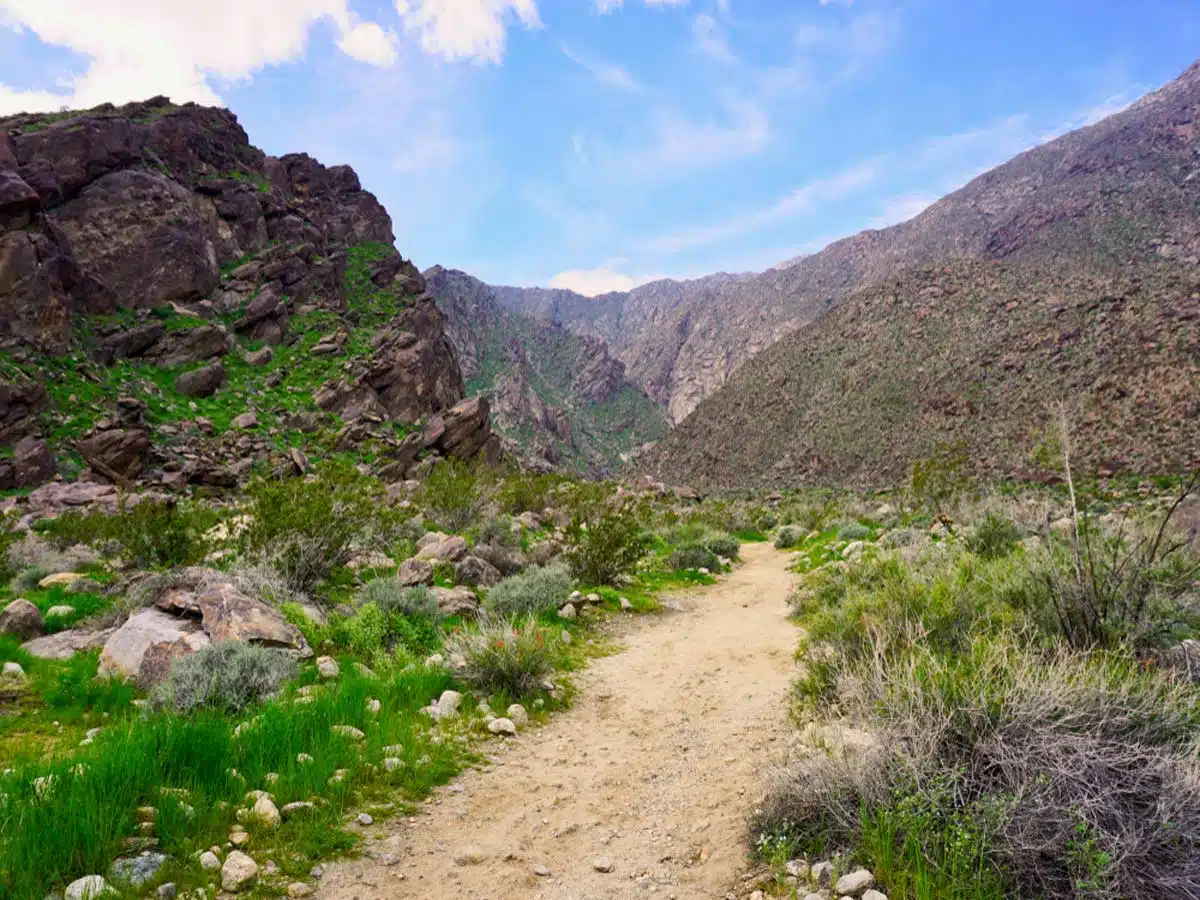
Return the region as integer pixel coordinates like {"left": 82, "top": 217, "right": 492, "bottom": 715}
{"left": 0, "top": 96, "right": 495, "bottom": 489}
{"left": 0, "top": 434, "right": 55, "bottom": 489}
{"left": 426, "top": 266, "right": 668, "bottom": 475}
{"left": 155, "top": 579, "right": 309, "bottom": 654}
{"left": 98, "top": 607, "right": 211, "bottom": 684}
{"left": 498, "top": 61, "right": 1200, "bottom": 425}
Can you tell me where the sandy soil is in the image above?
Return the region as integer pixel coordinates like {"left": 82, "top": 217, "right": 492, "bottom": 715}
{"left": 317, "top": 541, "right": 798, "bottom": 900}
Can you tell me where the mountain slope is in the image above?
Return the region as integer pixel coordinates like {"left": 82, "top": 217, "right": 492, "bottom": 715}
{"left": 426, "top": 267, "right": 668, "bottom": 475}
{"left": 498, "top": 60, "right": 1200, "bottom": 423}
{"left": 641, "top": 258, "right": 1200, "bottom": 490}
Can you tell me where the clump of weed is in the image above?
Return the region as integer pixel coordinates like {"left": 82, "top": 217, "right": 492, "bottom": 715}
{"left": 155, "top": 642, "right": 297, "bottom": 714}
{"left": 485, "top": 564, "right": 573, "bottom": 618}
{"left": 38, "top": 499, "right": 217, "bottom": 569}
{"left": 566, "top": 515, "right": 648, "bottom": 586}
{"left": 358, "top": 579, "right": 441, "bottom": 620}
{"left": 837, "top": 522, "right": 871, "bottom": 541}
{"left": 417, "top": 458, "right": 483, "bottom": 532}
{"left": 669, "top": 544, "right": 719, "bottom": 572}
{"left": 965, "top": 511, "right": 1023, "bottom": 560}
{"left": 775, "top": 526, "right": 805, "bottom": 550}
{"left": 448, "top": 617, "right": 559, "bottom": 697}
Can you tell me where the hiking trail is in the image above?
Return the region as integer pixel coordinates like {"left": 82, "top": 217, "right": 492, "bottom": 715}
{"left": 317, "top": 542, "right": 798, "bottom": 900}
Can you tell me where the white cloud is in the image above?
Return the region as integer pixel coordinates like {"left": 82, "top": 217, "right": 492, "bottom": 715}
{"left": 646, "top": 160, "right": 879, "bottom": 252}
{"left": 636, "top": 93, "right": 768, "bottom": 175}
{"left": 561, "top": 43, "right": 640, "bottom": 91}
{"left": 595, "top": 0, "right": 688, "bottom": 12}
{"left": 394, "top": 0, "right": 540, "bottom": 64}
{"left": 693, "top": 14, "right": 736, "bottom": 65}
{"left": 548, "top": 266, "right": 665, "bottom": 295}
{"left": 0, "top": 0, "right": 399, "bottom": 114}
{"left": 338, "top": 20, "right": 397, "bottom": 66}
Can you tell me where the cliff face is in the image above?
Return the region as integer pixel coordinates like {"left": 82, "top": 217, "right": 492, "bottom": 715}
{"left": 498, "top": 61, "right": 1200, "bottom": 424}
{"left": 0, "top": 97, "right": 492, "bottom": 491}
{"left": 426, "top": 267, "right": 669, "bottom": 476}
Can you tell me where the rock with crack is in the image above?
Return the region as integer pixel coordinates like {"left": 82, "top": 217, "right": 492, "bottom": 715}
{"left": 420, "top": 396, "right": 493, "bottom": 460}
{"left": 98, "top": 607, "right": 212, "bottom": 685}
{"left": 77, "top": 427, "right": 151, "bottom": 483}
{"left": 154, "top": 580, "right": 310, "bottom": 655}
{"left": 431, "top": 586, "right": 480, "bottom": 619}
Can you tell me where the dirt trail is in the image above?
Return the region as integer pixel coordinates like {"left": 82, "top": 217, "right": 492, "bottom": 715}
{"left": 318, "top": 542, "right": 798, "bottom": 900}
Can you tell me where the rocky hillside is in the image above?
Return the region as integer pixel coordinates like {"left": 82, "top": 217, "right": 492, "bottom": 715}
{"left": 642, "top": 258, "right": 1200, "bottom": 490}
{"left": 0, "top": 97, "right": 495, "bottom": 493}
{"left": 499, "top": 60, "right": 1200, "bottom": 423}
{"left": 426, "top": 267, "right": 668, "bottom": 475}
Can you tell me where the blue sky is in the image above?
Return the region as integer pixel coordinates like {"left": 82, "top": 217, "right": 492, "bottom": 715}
{"left": 1, "top": 0, "right": 1198, "bottom": 294}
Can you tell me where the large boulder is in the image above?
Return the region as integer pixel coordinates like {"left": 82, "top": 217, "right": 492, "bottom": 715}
{"left": 0, "top": 168, "right": 39, "bottom": 228}
{"left": 77, "top": 427, "right": 151, "bottom": 482}
{"left": 98, "top": 607, "right": 211, "bottom": 684}
{"left": 431, "top": 586, "right": 480, "bottom": 619}
{"left": 11, "top": 115, "right": 138, "bottom": 206}
{"left": 11, "top": 435, "right": 56, "bottom": 486}
{"left": 154, "top": 581, "right": 310, "bottom": 656}
{"left": 361, "top": 298, "right": 466, "bottom": 423}
{"left": 0, "top": 378, "right": 47, "bottom": 443}
{"left": 0, "top": 599, "right": 45, "bottom": 640}
{"left": 147, "top": 325, "right": 231, "bottom": 368}
{"left": 175, "top": 362, "right": 226, "bottom": 398}
{"left": 415, "top": 532, "right": 468, "bottom": 562}
{"left": 422, "top": 396, "right": 492, "bottom": 460}
{"left": 454, "top": 556, "right": 502, "bottom": 588}
{"left": 93, "top": 321, "right": 165, "bottom": 365}
{"left": 23, "top": 626, "right": 117, "bottom": 660}
{"left": 0, "top": 227, "right": 79, "bottom": 351}
{"left": 53, "top": 168, "right": 220, "bottom": 310}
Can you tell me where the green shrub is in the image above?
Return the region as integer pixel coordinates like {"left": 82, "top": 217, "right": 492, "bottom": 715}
{"left": 417, "top": 458, "right": 482, "bottom": 532}
{"left": 966, "top": 512, "right": 1023, "bottom": 560}
{"left": 494, "top": 474, "right": 559, "bottom": 515}
{"left": 243, "top": 463, "right": 383, "bottom": 593}
{"left": 669, "top": 544, "right": 719, "bottom": 572}
{"left": 566, "top": 515, "right": 648, "bottom": 586}
{"left": 0, "top": 515, "right": 19, "bottom": 586}
{"left": 448, "top": 617, "right": 558, "bottom": 696}
{"left": 39, "top": 652, "right": 135, "bottom": 716}
{"left": 485, "top": 564, "right": 573, "bottom": 618}
{"left": 703, "top": 532, "right": 740, "bottom": 560}
{"left": 471, "top": 516, "right": 519, "bottom": 548}
{"left": 388, "top": 613, "right": 443, "bottom": 656}
{"left": 838, "top": 522, "right": 871, "bottom": 541}
{"left": 344, "top": 602, "right": 389, "bottom": 656}
{"left": 38, "top": 499, "right": 217, "bottom": 569}
{"left": 775, "top": 526, "right": 804, "bottom": 549}
{"left": 358, "top": 580, "right": 441, "bottom": 620}
{"left": 155, "top": 642, "right": 297, "bottom": 714}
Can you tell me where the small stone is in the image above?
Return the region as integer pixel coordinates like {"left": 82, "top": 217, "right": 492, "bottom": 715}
{"left": 46, "top": 605, "right": 76, "bottom": 618}
{"left": 109, "top": 852, "right": 168, "bottom": 887}
{"left": 862, "top": 891, "right": 888, "bottom": 900}
{"left": 331, "top": 725, "right": 365, "bottom": 740}
{"left": 65, "top": 876, "right": 110, "bottom": 900}
{"left": 383, "top": 757, "right": 403, "bottom": 772}
{"left": 2, "top": 660, "right": 26, "bottom": 680}
{"left": 316, "top": 656, "right": 339, "bottom": 679}
{"left": 585, "top": 592, "right": 600, "bottom": 604}
{"left": 382, "top": 743, "right": 404, "bottom": 755}
{"left": 296, "top": 753, "right": 313, "bottom": 765}
{"left": 366, "top": 697, "right": 382, "bottom": 715}
{"left": 233, "top": 412, "right": 258, "bottom": 429}
{"left": 488, "top": 718, "right": 517, "bottom": 736}
{"left": 199, "top": 851, "right": 221, "bottom": 871}
{"left": 558, "top": 603, "right": 577, "bottom": 620}
{"left": 309, "top": 865, "right": 324, "bottom": 879}
{"left": 533, "top": 865, "right": 551, "bottom": 877}
{"left": 619, "top": 597, "right": 633, "bottom": 611}
{"left": 287, "top": 884, "right": 313, "bottom": 899}
{"left": 229, "top": 832, "right": 250, "bottom": 847}
{"left": 750, "top": 892, "right": 764, "bottom": 900}
{"left": 157, "top": 884, "right": 177, "bottom": 900}
{"left": 810, "top": 861, "right": 833, "bottom": 886}
{"left": 593, "top": 857, "right": 614, "bottom": 873}
{"left": 453, "top": 848, "right": 487, "bottom": 866}
{"left": 280, "top": 802, "right": 316, "bottom": 820}
{"left": 354, "top": 811, "right": 374, "bottom": 826}
{"left": 250, "top": 796, "right": 281, "bottom": 829}
{"left": 785, "top": 860, "right": 808, "bottom": 879}
{"left": 220, "top": 851, "right": 259, "bottom": 892}
{"left": 561, "top": 630, "right": 572, "bottom": 645}
{"left": 835, "top": 869, "right": 875, "bottom": 896}
{"left": 803, "top": 894, "right": 826, "bottom": 900}
{"left": 506, "top": 704, "right": 529, "bottom": 728}
{"left": 38, "top": 572, "right": 85, "bottom": 589}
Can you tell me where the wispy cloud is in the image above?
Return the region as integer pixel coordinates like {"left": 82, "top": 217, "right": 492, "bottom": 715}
{"left": 394, "top": 0, "right": 540, "bottom": 64}
{"left": 693, "top": 14, "right": 736, "bottom": 65}
{"left": 646, "top": 159, "right": 880, "bottom": 252}
{"left": 561, "top": 43, "right": 641, "bottom": 91}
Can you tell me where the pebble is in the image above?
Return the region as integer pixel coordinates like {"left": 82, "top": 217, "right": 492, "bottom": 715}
{"left": 198, "top": 852, "right": 221, "bottom": 871}
{"left": 316, "top": 657, "right": 340, "bottom": 679}
{"left": 533, "top": 865, "right": 551, "bottom": 877}
{"left": 221, "top": 852, "right": 258, "bottom": 892}
{"left": 506, "top": 704, "right": 529, "bottom": 728}
{"left": 488, "top": 718, "right": 517, "bottom": 736}
{"left": 836, "top": 869, "right": 875, "bottom": 896}
{"left": 558, "top": 603, "right": 577, "bottom": 620}
{"left": 810, "top": 861, "right": 833, "bottom": 886}
{"left": 593, "top": 857, "right": 614, "bottom": 873}
{"left": 287, "top": 884, "right": 314, "bottom": 899}
{"left": 357, "top": 813, "right": 374, "bottom": 826}
{"left": 453, "top": 848, "right": 487, "bottom": 866}
{"left": 64, "top": 876, "right": 110, "bottom": 900}
{"left": 156, "top": 883, "right": 177, "bottom": 900}
{"left": 862, "top": 891, "right": 889, "bottom": 900}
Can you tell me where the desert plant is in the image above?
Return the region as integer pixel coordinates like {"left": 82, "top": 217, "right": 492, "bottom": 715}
{"left": 243, "top": 463, "right": 384, "bottom": 593}
{"left": 775, "top": 526, "right": 804, "bottom": 549}
{"left": 448, "top": 616, "right": 558, "bottom": 696}
{"left": 417, "top": 458, "right": 483, "bottom": 532}
{"left": 494, "top": 473, "right": 560, "bottom": 515}
{"left": 485, "top": 563, "right": 573, "bottom": 618}
{"left": 966, "top": 511, "right": 1023, "bottom": 560}
{"left": 38, "top": 499, "right": 217, "bottom": 569}
{"left": 909, "top": 441, "right": 969, "bottom": 515}
{"left": 703, "top": 532, "right": 741, "bottom": 560}
{"left": 669, "top": 544, "right": 719, "bottom": 572}
{"left": 565, "top": 514, "right": 648, "bottom": 586}
{"left": 155, "top": 642, "right": 297, "bottom": 714}
{"left": 838, "top": 522, "right": 871, "bottom": 541}
{"left": 358, "top": 579, "right": 442, "bottom": 620}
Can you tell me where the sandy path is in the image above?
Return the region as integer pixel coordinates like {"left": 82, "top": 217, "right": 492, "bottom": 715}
{"left": 318, "top": 542, "right": 797, "bottom": 900}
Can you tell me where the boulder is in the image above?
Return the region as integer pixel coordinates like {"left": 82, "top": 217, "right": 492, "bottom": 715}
{"left": 175, "top": 362, "right": 226, "bottom": 398}
{"left": 94, "top": 322, "right": 165, "bottom": 365}
{"left": 473, "top": 543, "right": 528, "bottom": 576}
{"left": 77, "top": 427, "right": 151, "bottom": 481}
{"left": 109, "top": 852, "right": 169, "bottom": 887}
{"left": 148, "top": 325, "right": 231, "bottom": 368}
{"left": 415, "top": 532, "right": 468, "bottom": 562}
{"left": 0, "top": 378, "right": 48, "bottom": 444}
{"left": 453, "top": 555, "right": 502, "bottom": 588}
{"left": 64, "top": 875, "right": 112, "bottom": 900}
{"left": 221, "top": 851, "right": 259, "bottom": 893}
{"left": 98, "top": 607, "right": 212, "bottom": 684}
{"left": 11, "top": 114, "right": 138, "bottom": 205}
{"left": 397, "top": 558, "right": 434, "bottom": 587}
{"left": 11, "top": 435, "right": 55, "bottom": 486}
{"left": 155, "top": 581, "right": 310, "bottom": 656}
{"left": 421, "top": 396, "right": 492, "bottom": 460}
{"left": 835, "top": 869, "right": 875, "bottom": 896}
{"left": 431, "top": 586, "right": 480, "bottom": 619}
{"left": 54, "top": 168, "right": 220, "bottom": 309}
{"left": 233, "top": 411, "right": 258, "bottom": 429}
{"left": 22, "top": 626, "right": 116, "bottom": 659}
{"left": 0, "top": 598, "right": 44, "bottom": 640}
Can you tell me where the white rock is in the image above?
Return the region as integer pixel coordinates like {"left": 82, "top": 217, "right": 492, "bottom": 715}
{"left": 593, "top": 857, "right": 614, "bottom": 873}
{"left": 698, "top": 567, "right": 711, "bottom": 575}
{"left": 251, "top": 796, "right": 281, "bottom": 829}
{"left": 487, "top": 718, "right": 517, "bottom": 736}
{"left": 844, "top": 540, "right": 866, "bottom": 559}
{"left": 506, "top": 704, "right": 529, "bottom": 728}
{"left": 65, "top": 876, "right": 110, "bottom": 900}
{"left": 356, "top": 813, "right": 373, "bottom": 826}
{"left": 862, "top": 891, "right": 888, "bottom": 900}
{"left": 802, "top": 894, "right": 826, "bottom": 900}
{"left": 331, "top": 725, "right": 365, "bottom": 740}
{"left": 287, "top": 884, "right": 313, "bottom": 898}
{"left": 558, "top": 603, "right": 577, "bottom": 620}
{"left": 316, "top": 656, "right": 339, "bottom": 679}
{"left": 366, "top": 698, "right": 381, "bottom": 715}
{"left": 785, "top": 859, "right": 808, "bottom": 879}
{"left": 199, "top": 851, "right": 221, "bottom": 871}
{"left": 619, "top": 597, "right": 633, "bottom": 611}
{"left": 532, "top": 865, "right": 551, "bottom": 877}
{"left": 2, "top": 661, "right": 25, "bottom": 679}
{"left": 835, "top": 869, "right": 875, "bottom": 896}
{"left": 280, "top": 802, "right": 316, "bottom": 820}
{"left": 585, "top": 593, "right": 600, "bottom": 604}
{"left": 221, "top": 852, "right": 259, "bottom": 892}
{"left": 561, "top": 630, "right": 572, "bottom": 645}
{"left": 46, "top": 605, "right": 76, "bottom": 618}
{"left": 296, "top": 753, "right": 313, "bottom": 765}
{"left": 810, "top": 861, "right": 833, "bottom": 886}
